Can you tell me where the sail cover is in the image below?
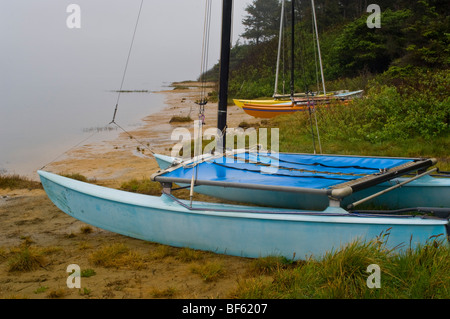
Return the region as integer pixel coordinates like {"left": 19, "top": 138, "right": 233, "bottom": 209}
{"left": 152, "top": 152, "right": 435, "bottom": 195}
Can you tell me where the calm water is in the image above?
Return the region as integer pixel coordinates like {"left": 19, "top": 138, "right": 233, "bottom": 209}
{"left": 0, "top": 82, "right": 167, "bottom": 179}
{"left": 0, "top": 1, "right": 249, "bottom": 179}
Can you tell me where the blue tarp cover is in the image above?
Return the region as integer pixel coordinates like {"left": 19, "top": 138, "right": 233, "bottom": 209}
{"left": 160, "top": 153, "right": 414, "bottom": 190}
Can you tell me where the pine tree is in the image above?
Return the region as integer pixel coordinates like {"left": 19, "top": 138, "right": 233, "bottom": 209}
{"left": 241, "top": 0, "right": 281, "bottom": 45}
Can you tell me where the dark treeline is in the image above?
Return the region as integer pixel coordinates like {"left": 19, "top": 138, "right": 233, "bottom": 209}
{"left": 198, "top": 0, "right": 449, "bottom": 146}
{"left": 200, "top": 0, "right": 449, "bottom": 98}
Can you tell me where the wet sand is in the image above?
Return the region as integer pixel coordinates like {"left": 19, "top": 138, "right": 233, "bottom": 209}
{"left": 0, "top": 82, "right": 261, "bottom": 299}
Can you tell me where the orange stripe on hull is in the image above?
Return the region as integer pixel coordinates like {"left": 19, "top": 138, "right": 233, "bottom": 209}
{"left": 241, "top": 100, "right": 350, "bottom": 118}
{"left": 242, "top": 104, "right": 307, "bottom": 118}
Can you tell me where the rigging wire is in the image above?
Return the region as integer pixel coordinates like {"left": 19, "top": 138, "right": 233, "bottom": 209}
{"left": 113, "top": 121, "right": 155, "bottom": 155}
{"left": 190, "top": 0, "right": 213, "bottom": 206}
{"left": 291, "top": 0, "right": 323, "bottom": 155}
{"left": 274, "top": 0, "right": 285, "bottom": 96}
{"left": 110, "top": 0, "right": 144, "bottom": 124}
{"left": 310, "top": 0, "right": 322, "bottom": 154}
{"left": 282, "top": 6, "right": 288, "bottom": 95}
{"left": 40, "top": 0, "right": 151, "bottom": 171}
{"left": 311, "top": 0, "right": 326, "bottom": 95}
{"left": 109, "top": 0, "right": 156, "bottom": 155}
{"left": 198, "top": 0, "right": 212, "bottom": 110}
{"left": 39, "top": 129, "right": 99, "bottom": 170}
{"left": 292, "top": 0, "right": 317, "bottom": 154}
{"left": 312, "top": 8, "right": 320, "bottom": 94}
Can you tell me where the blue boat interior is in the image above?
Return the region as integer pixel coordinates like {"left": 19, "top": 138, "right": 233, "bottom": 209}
{"left": 154, "top": 152, "right": 434, "bottom": 193}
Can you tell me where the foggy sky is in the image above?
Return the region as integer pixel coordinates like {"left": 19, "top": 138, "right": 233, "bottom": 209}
{"left": 0, "top": 0, "right": 252, "bottom": 176}
{"left": 2, "top": 0, "right": 251, "bottom": 90}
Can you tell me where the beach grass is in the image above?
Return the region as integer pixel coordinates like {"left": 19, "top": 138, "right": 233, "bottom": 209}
{"left": 7, "top": 245, "right": 46, "bottom": 273}
{"left": 47, "top": 289, "right": 67, "bottom": 299}
{"left": 60, "top": 173, "right": 91, "bottom": 183}
{"left": 88, "top": 243, "right": 147, "bottom": 270}
{"left": 80, "top": 268, "right": 96, "bottom": 278}
{"left": 172, "top": 85, "right": 189, "bottom": 90}
{"left": 58, "top": 173, "right": 104, "bottom": 186}
{"left": 0, "top": 174, "right": 42, "bottom": 190}
{"left": 177, "top": 247, "right": 207, "bottom": 262}
{"left": 169, "top": 115, "right": 192, "bottom": 123}
{"left": 231, "top": 235, "right": 450, "bottom": 299}
{"left": 190, "top": 261, "right": 225, "bottom": 282}
{"left": 150, "top": 287, "right": 178, "bottom": 298}
{"left": 120, "top": 178, "right": 162, "bottom": 195}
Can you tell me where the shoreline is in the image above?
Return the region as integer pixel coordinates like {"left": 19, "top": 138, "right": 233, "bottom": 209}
{"left": 0, "top": 82, "right": 258, "bottom": 299}
{"left": 41, "top": 81, "right": 257, "bottom": 188}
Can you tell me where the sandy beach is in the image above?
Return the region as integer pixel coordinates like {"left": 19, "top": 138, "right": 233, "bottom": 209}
{"left": 0, "top": 83, "right": 260, "bottom": 299}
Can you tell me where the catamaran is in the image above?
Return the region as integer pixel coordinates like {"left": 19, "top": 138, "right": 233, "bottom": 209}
{"left": 152, "top": 151, "right": 450, "bottom": 211}
{"left": 235, "top": 91, "right": 363, "bottom": 118}
{"left": 38, "top": 0, "right": 449, "bottom": 261}
{"left": 233, "top": 0, "right": 363, "bottom": 118}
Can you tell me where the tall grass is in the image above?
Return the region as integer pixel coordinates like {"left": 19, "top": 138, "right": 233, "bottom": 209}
{"left": 190, "top": 261, "right": 225, "bottom": 282}
{"left": 88, "top": 243, "right": 147, "bottom": 270}
{"left": 0, "top": 174, "right": 42, "bottom": 190}
{"left": 267, "top": 109, "right": 450, "bottom": 159}
{"left": 120, "top": 178, "right": 162, "bottom": 195}
{"left": 7, "top": 246, "right": 46, "bottom": 272}
{"left": 232, "top": 236, "right": 449, "bottom": 299}
{"left": 242, "top": 67, "right": 449, "bottom": 161}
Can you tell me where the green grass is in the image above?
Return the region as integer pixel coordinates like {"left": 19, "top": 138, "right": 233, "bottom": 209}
{"left": 262, "top": 106, "right": 450, "bottom": 162}
{"left": 88, "top": 243, "right": 147, "bottom": 270}
{"left": 120, "top": 178, "right": 162, "bottom": 195}
{"left": 7, "top": 246, "right": 46, "bottom": 272}
{"left": 60, "top": 173, "right": 89, "bottom": 182}
{"left": 169, "top": 116, "right": 192, "bottom": 123}
{"left": 60, "top": 172, "right": 99, "bottom": 184}
{"left": 232, "top": 235, "right": 450, "bottom": 299}
{"left": 151, "top": 287, "right": 178, "bottom": 298}
{"left": 0, "top": 174, "right": 42, "bottom": 190}
{"left": 34, "top": 286, "right": 49, "bottom": 294}
{"left": 172, "top": 86, "right": 189, "bottom": 90}
{"left": 250, "top": 68, "right": 449, "bottom": 162}
{"left": 81, "top": 268, "right": 96, "bottom": 278}
{"left": 248, "top": 256, "right": 297, "bottom": 275}
{"left": 190, "top": 261, "right": 225, "bottom": 282}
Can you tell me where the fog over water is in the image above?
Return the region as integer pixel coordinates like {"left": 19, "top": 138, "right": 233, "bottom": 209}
{"left": 1, "top": 0, "right": 250, "bottom": 178}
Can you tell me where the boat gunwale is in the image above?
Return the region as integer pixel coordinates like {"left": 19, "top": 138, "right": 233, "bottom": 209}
{"left": 37, "top": 170, "right": 448, "bottom": 227}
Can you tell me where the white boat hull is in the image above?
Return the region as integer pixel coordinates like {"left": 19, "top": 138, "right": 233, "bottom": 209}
{"left": 38, "top": 170, "right": 448, "bottom": 260}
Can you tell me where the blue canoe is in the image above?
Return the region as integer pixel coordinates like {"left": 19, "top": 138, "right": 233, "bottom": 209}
{"left": 38, "top": 170, "right": 448, "bottom": 260}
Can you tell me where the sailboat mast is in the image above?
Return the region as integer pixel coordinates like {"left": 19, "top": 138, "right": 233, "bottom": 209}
{"left": 217, "top": 0, "right": 233, "bottom": 152}
{"left": 290, "top": 0, "right": 295, "bottom": 100}
{"left": 311, "top": 0, "right": 326, "bottom": 95}
{"left": 274, "top": 0, "right": 285, "bottom": 97}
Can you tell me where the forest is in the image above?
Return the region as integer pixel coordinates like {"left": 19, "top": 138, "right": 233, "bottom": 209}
{"left": 200, "top": 0, "right": 449, "bottom": 157}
